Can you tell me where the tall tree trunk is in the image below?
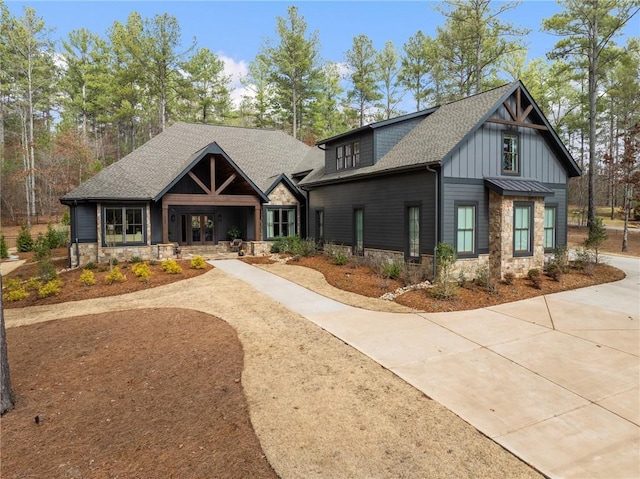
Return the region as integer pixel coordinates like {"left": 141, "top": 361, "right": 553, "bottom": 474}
{"left": 0, "top": 275, "right": 15, "bottom": 416}
{"left": 292, "top": 84, "right": 297, "bottom": 139}
{"left": 587, "top": 7, "right": 598, "bottom": 231}
{"left": 622, "top": 186, "right": 629, "bottom": 252}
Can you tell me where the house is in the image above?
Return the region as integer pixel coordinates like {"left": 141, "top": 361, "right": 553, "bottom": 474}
{"left": 300, "top": 81, "right": 581, "bottom": 278}
{"left": 61, "top": 123, "right": 323, "bottom": 266}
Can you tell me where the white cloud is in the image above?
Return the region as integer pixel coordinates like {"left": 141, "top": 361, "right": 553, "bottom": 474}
{"left": 218, "top": 53, "right": 250, "bottom": 107}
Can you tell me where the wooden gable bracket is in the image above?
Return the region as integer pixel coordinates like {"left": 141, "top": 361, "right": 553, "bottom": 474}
{"left": 486, "top": 87, "right": 548, "bottom": 131}
{"left": 186, "top": 156, "right": 236, "bottom": 196}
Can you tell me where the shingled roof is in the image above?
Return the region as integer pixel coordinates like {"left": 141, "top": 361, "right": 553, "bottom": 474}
{"left": 300, "top": 81, "right": 581, "bottom": 186}
{"left": 61, "top": 122, "right": 323, "bottom": 202}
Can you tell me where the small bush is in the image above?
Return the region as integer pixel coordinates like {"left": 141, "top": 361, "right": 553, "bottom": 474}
{"left": 293, "top": 238, "right": 317, "bottom": 257}
{"left": 402, "top": 263, "right": 430, "bottom": 286}
{"left": 149, "top": 260, "right": 159, "bottom": 266}
{"left": 584, "top": 218, "right": 608, "bottom": 265}
{"left": 574, "top": 248, "right": 595, "bottom": 272}
{"left": 457, "top": 270, "right": 468, "bottom": 288}
{"left": 527, "top": 268, "right": 540, "bottom": 280}
{"left": 0, "top": 233, "right": 8, "bottom": 259}
{"left": 3, "top": 287, "right": 29, "bottom": 302}
{"left": 111, "top": 258, "right": 119, "bottom": 266}
{"left": 332, "top": 249, "right": 348, "bottom": 266}
{"left": 79, "top": 269, "right": 96, "bottom": 286}
{"left": 25, "top": 277, "right": 43, "bottom": 291}
{"left": 85, "top": 261, "right": 96, "bottom": 270}
{"left": 161, "top": 259, "right": 183, "bottom": 274}
{"left": 16, "top": 225, "right": 33, "bottom": 252}
{"left": 38, "top": 279, "right": 63, "bottom": 298}
{"left": 474, "top": 266, "right": 490, "bottom": 288}
{"left": 44, "top": 224, "right": 67, "bottom": 249}
{"left": 104, "top": 266, "right": 127, "bottom": 284}
{"left": 381, "top": 260, "right": 403, "bottom": 280}
{"left": 190, "top": 256, "right": 207, "bottom": 269}
{"left": 527, "top": 269, "right": 542, "bottom": 289}
{"left": 545, "top": 261, "right": 563, "bottom": 281}
{"left": 553, "top": 246, "right": 569, "bottom": 273}
{"left": 503, "top": 271, "right": 515, "bottom": 285}
{"left": 4, "top": 278, "right": 23, "bottom": 291}
{"left": 132, "top": 262, "right": 152, "bottom": 282}
{"left": 130, "top": 256, "right": 143, "bottom": 264}
{"left": 61, "top": 210, "right": 70, "bottom": 226}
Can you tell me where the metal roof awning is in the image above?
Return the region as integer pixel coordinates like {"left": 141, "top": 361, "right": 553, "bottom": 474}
{"left": 484, "top": 177, "right": 555, "bottom": 197}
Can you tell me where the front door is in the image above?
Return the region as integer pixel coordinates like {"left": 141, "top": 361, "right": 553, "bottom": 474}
{"left": 180, "top": 214, "right": 215, "bottom": 245}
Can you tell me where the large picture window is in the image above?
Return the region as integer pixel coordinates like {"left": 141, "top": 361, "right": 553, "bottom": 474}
{"left": 266, "top": 207, "right": 296, "bottom": 239}
{"left": 544, "top": 206, "right": 556, "bottom": 251}
{"left": 408, "top": 206, "right": 420, "bottom": 258}
{"left": 456, "top": 204, "right": 476, "bottom": 256}
{"left": 104, "top": 206, "right": 144, "bottom": 245}
{"left": 502, "top": 133, "right": 519, "bottom": 175}
{"left": 514, "top": 203, "right": 533, "bottom": 255}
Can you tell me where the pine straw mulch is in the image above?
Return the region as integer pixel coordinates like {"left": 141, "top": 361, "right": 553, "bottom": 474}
{"left": 3, "top": 258, "right": 212, "bottom": 309}
{"left": 1, "top": 308, "right": 276, "bottom": 479}
{"left": 242, "top": 255, "right": 625, "bottom": 313}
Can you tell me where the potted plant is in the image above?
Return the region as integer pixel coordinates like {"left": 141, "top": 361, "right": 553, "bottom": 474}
{"left": 227, "top": 225, "right": 241, "bottom": 241}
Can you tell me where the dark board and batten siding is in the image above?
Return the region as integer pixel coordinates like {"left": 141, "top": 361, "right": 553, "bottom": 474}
{"left": 324, "top": 131, "right": 374, "bottom": 174}
{"left": 443, "top": 121, "right": 567, "bottom": 184}
{"left": 308, "top": 170, "right": 437, "bottom": 254}
{"left": 548, "top": 185, "right": 568, "bottom": 246}
{"left": 150, "top": 202, "right": 163, "bottom": 244}
{"left": 71, "top": 203, "right": 98, "bottom": 243}
{"left": 374, "top": 117, "right": 424, "bottom": 163}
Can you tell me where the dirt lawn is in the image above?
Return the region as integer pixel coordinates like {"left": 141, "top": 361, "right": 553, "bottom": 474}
{"left": 3, "top": 268, "right": 542, "bottom": 479}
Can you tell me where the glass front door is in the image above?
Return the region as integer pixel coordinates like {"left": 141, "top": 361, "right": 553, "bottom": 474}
{"left": 181, "top": 213, "right": 215, "bottom": 245}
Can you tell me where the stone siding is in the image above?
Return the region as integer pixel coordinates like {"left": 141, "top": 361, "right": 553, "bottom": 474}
{"left": 267, "top": 182, "right": 301, "bottom": 236}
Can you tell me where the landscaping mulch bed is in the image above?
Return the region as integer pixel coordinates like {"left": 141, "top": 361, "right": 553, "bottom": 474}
{"left": 1, "top": 308, "right": 276, "bottom": 479}
{"left": 3, "top": 259, "right": 212, "bottom": 309}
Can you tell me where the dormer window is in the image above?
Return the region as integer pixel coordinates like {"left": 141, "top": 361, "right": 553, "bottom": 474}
{"left": 502, "top": 132, "right": 519, "bottom": 175}
{"left": 336, "top": 140, "right": 360, "bottom": 170}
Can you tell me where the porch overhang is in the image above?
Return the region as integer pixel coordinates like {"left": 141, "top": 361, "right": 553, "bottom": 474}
{"left": 484, "top": 177, "right": 554, "bottom": 197}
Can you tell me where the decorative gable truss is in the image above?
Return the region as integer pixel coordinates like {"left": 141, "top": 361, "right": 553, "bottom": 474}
{"left": 486, "top": 86, "right": 548, "bottom": 131}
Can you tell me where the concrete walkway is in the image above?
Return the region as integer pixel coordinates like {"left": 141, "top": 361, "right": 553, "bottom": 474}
{"left": 214, "top": 256, "right": 639, "bottom": 479}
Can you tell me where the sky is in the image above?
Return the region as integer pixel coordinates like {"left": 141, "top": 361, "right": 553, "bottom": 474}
{"left": 4, "top": 1, "right": 639, "bottom": 109}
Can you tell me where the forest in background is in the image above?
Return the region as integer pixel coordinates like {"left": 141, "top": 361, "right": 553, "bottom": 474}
{"left": 0, "top": 0, "right": 638, "bottom": 232}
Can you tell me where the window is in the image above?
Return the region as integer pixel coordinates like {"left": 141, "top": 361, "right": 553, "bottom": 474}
{"left": 544, "top": 206, "right": 556, "bottom": 251}
{"left": 336, "top": 141, "right": 360, "bottom": 170}
{"left": 456, "top": 205, "right": 476, "bottom": 255}
{"left": 503, "top": 133, "right": 519, "bottom": 175}
{"left": 315, "top": 210, "right": 324, "bottom": 242}
{"left": 514, "top": 203, "right": 533, "bottom": 255}
{"left": 408, "top": 206, "right": 420, "bottom": 258}
{"left": 353, "top": 208, "right": 364, "bottom": 255}
{"left": 266, "top": 207, "right": 296, "bottom": 239}
{"left": 104, "top": 206, "right": 144, "bottom": 245}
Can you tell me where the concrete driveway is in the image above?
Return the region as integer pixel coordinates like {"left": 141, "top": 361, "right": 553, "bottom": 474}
{"left": 215, "top": 255, "right": 639, "bottom": 479}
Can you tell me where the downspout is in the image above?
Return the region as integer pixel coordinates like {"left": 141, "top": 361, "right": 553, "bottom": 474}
{"left": 73, "top": 200, "right": 80, "bottom": 268}
{"left": 426, "top": 164, "right": 438, "bottom": 279}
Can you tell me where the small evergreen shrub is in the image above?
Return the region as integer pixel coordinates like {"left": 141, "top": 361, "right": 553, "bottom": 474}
{"left": 16, "top": 225, "right": 33, "bottom": 252}
{"left": 149, "top": 260, "right": 159, "bottom": 266}
{"left": 161, "top": 259, "right": 183, "bottom": 274}
{"left": 584, "top": 218, "right": 608, "bottom": 265}
{"left": 382, "top": 260, "right": 403, "bottom": 280}
{"left": 545, "top": 262, "right": 563, "bottom": 281}
{"left": 527, "top": 268, "right": 540, "bottom": 280}
{"left": 25, "top": 277, "right": 43, "bottom": 291}
{"left": 0, "top": 233, "right": 8, "bottom": 259}
{"left": 553, "top": 246, "right": 569, "bottom": 273}
{"left": 44, "top": 224, "right": 67, "bottom": 249}
{"left": 130, "top": 256, "right": 143, "bottom": 264}
{"left": 503, "top": 271, "right": 515, "bottom": 285}
{"left": 527, "top": 268, "right": 542, "bottom": 289}
{"left": 190, "top": 255, "right": 207, "bottom": 269}
{"left": 38, "top": 279, "right": 63, "bottom": 298}
{"left": 104, "top": 266, "right": 127, "bottom": 284}
{"left": 3, "top": 287, "right": 29, "bottom": 302}
{"left": 132, "top": 262, "right": 152, "bottom": 282}
{"left": 85, "top": 262, "right": 96, "bottom": 270}
{"left": 79, "top": 269, "right": 96, "bottom": 286}
{"left": 61, "top": 210, "right": 71, "bottom": 226}
{"left": 474, "top": 266, "right": 490, "bottom": 288}
{"left": 324, "top": 243, "right": 348, "bottom": 265}
{"left": 402, "top": 263, "right": 429, "bottom": 286}
{"left": 432, "top": 242, "right": 458, "bottom": 300}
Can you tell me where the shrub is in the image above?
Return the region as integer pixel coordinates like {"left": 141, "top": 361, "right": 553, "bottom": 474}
{"left": 553, "top": 246, "right": 569, "bottom": 273}
{"left": 61, "top": 209, "right": 70, "bottom": 226}
{"left": 503, "top": 271, "right": 515, "bottom": 285}
{"left": 293, "top": 238, "right": 317, "bottom": 257}
{"left": 3, "top": 278, "right": 22, "bottom": 291}
{"left": 381, "top": 260, "right": 403, "bottom": 280}
{"left": 149, "top": 260, "right": 159, "bottom": 266}
{"left": 190, "top": 255, "right": 207, "bottom": 269}
{"left": 324, "top": 243, "right": 348, "bottom": 266}
{"left": 44, "top": 224, "right": 67, "bottom": 249}
{"left": 38, "top": 279, "right": 63, "bottom": 298}
{"left": 457, "top": 270, "right": 468, "bottom": 288}
{"left": 104, "top": 266, "right": 127, "bottom": 284}
{"left": 433, "top": 242, "right": 458, "bottom": 300}
{"left": 527, "top": 268, "right": 542, "bottom": 289}
{"left": 130, "top": 256, "right": 143, "bottom": 264}
{"left": 527, "top": 268, "right": 540, "bottom": 280}
{"left": 25, "top": 277, "right": 43, "bottom": 291}
{"left": 545, "top": 262, "right": 563, "bottom": 281}
{"left": 16, "top": 225, "right": 33, "bottom": 252}
{"left": 85, "top": 261, "right": 96, "bottom": 270}
{"left": 38, "top": 259, "right": 58, "bottom": 282}
{"left": 3, "top": 287, "right": 29, "bottom": 302}
{"left": 79, "top": 269, "right": 96, "bottom": 286}
{"left": 474, "top": 266, "right": 490, "bottom": 288}
{"left": 161, "top": 259, "right": 183, "bottom": 274}
{"left": 402, "top": 262, "right": 430, "bottom": 286}
{"left": 0, "top": 233, "right": 8, "bottom": 259}
{"left": 132, "top": 262, "right": 152, "bottom": 282}
{"left": 111, "top": 258, "right": 119, "bottom": 266}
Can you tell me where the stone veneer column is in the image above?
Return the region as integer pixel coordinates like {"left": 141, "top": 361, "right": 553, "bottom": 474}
{"left": 488, "top": 190, "right": 504, "bottom": 280}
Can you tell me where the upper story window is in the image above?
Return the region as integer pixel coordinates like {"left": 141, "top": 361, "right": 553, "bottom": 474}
{"left": 336, "top": 141, "right": 360, "bottom": 170}
{"left": 502, "top": 132, "right": 519, "bottom": 175}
